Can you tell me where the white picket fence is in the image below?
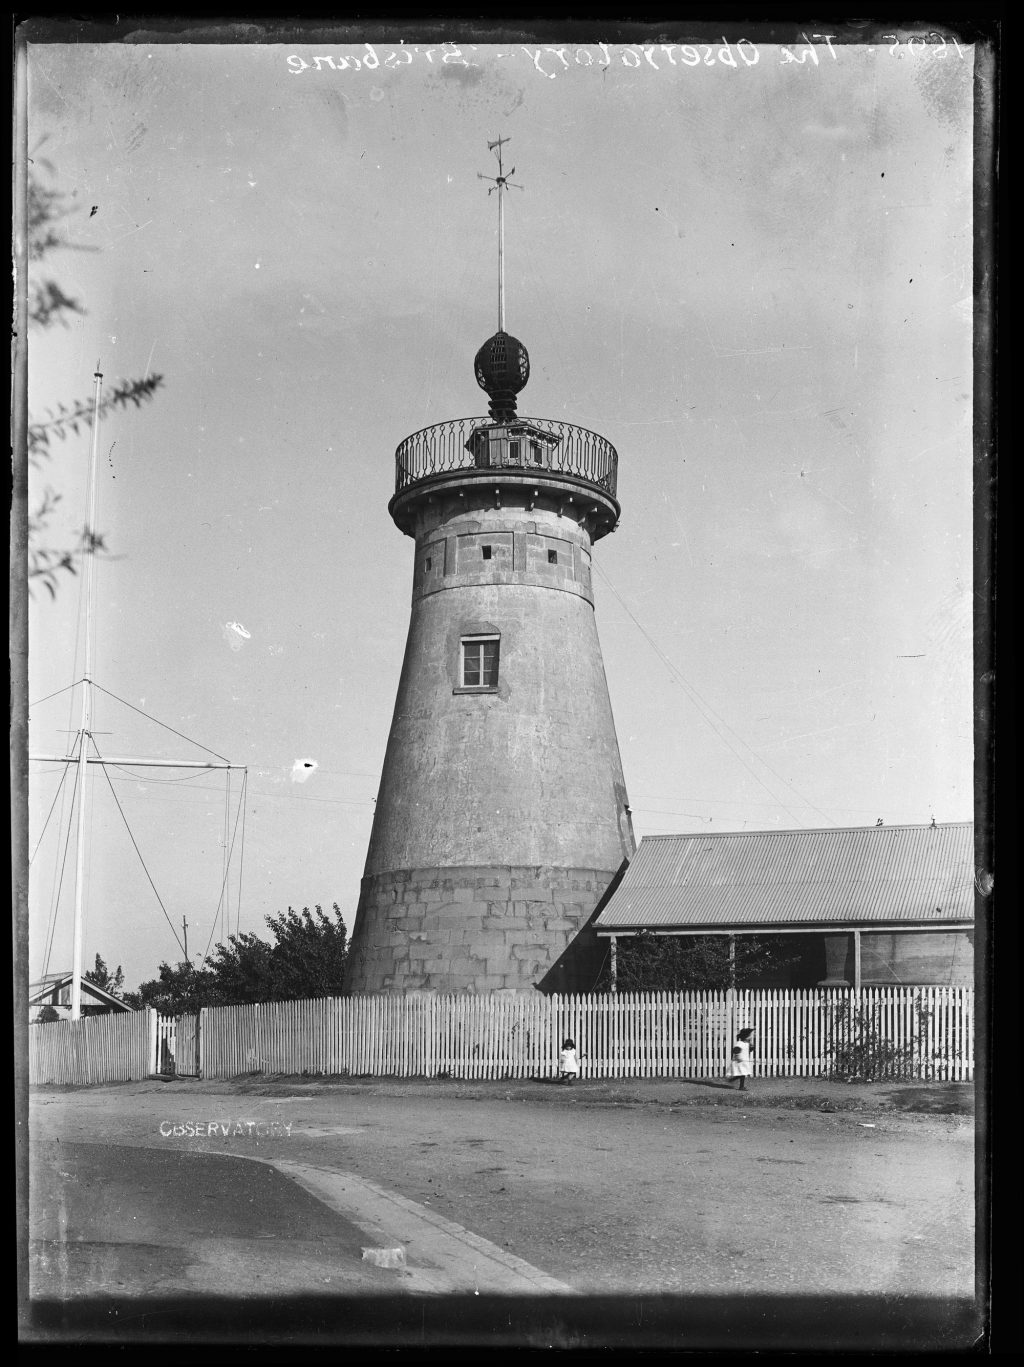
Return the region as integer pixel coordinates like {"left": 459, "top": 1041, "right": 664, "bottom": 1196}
{"left": 28, "top": 987, "right": 974, "bottom": 1088}
{"left": 28, "top": 1008, "right": 150, "bottom": 1086}
{"left": 199, "top": 986, "right": 973, "bottom": 1083}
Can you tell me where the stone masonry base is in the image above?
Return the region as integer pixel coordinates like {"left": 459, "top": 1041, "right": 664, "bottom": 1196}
{"left": 344, "top": 865, "right": 619, "bottom": 995}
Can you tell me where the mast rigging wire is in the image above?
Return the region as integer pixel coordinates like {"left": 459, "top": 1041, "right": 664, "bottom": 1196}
{"left": 235, "top": 769, "right": 248, "bottom": 938}
{"left": 90, "top": 681, "right": 230, "bottom": 761}
{"left": 30, "top": 756, "right": 74, "bottom": 865}
{"left": 29, "top": 680, "right": 84, "bottom": 710}
{"left": 41, "top": 752, "right": 81, "bottom": 981}
{"left": 92, "top": 738, "right": 186, "bottom": 955}
{"left": 196, "top": 773, "right": 248, "bottom": 970}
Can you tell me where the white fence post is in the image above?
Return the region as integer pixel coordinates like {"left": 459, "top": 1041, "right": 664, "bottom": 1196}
{"left": 148, "top": 1007, "right": 158, "bottom": 1076}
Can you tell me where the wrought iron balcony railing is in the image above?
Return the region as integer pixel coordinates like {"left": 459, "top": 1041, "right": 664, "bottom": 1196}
{"left": 394, "top": 416, "right": 618, "bottom": 500}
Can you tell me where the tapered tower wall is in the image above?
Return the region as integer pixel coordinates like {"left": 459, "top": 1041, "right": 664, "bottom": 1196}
{"left": 346, "top": 483, "right": 635, "bottom": 994}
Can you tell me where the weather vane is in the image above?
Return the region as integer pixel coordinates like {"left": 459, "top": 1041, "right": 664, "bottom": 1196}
{"left": 477, "top": 136, "right": 523, "bottom": 332}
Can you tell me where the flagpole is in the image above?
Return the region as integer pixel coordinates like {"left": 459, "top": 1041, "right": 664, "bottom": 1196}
{"left": 70, "top": 366, "right": 103, "bottom": 1020}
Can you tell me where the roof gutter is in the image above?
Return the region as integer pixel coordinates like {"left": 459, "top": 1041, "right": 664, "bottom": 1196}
{"left": 595, "top": 922, "right": 974, "bottom": 937}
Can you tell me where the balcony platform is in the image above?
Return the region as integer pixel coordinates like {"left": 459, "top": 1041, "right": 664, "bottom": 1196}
{"left": 390, "top": 416, "right": 621, "bottom": 540}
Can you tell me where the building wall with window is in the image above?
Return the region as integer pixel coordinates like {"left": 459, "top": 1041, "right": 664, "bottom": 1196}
{"left": 591, "top": 825, "right": 975, "bottom": 992}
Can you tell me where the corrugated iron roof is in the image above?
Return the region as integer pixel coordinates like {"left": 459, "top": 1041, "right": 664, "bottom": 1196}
{"left": 594, "top": 822, "right": 974, "bottom": 930}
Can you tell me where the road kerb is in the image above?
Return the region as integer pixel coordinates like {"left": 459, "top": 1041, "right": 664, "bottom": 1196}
{"left": 198, "top": 1148, "right": 573, "bottom": 1295}
{"left": 271, "top": 1158, "right": 574, "bottom": 1296}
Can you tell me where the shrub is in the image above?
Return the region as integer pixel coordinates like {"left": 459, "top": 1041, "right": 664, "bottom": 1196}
{"left": 823, "top": 996, "right": 935, "bottom": 1082}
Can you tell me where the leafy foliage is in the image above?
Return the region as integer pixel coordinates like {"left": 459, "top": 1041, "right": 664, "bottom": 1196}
{"left": 823, "top": 997, "right": 935, "bottom": 1082}
{"left": 84, "top": 952, "right": 126, "bottom": 999}
{"left": 26, "top": 153, "right": 164, "bottom": 597}
{"left": 262, "top": 904, "right": 350, "bottom": 999}
{"left": 127, "top": 904, "right": 350, "bottom": 1013}
{"left": 29, "top": 376, "right": 165, "bottom": 461}
{"left": 121, "top": 960, "right": 215, "bottom": 1016}
{"left": 598, "top": 931, "right": 799, "bottom": 993}
{"left": 204, "top": 932, "right": 278, "bottom": 1006}
{"left": 27, "top": 162, "right": 94, "bottom": 327}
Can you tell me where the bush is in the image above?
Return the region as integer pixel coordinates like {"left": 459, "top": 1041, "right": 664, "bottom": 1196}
{"left": 823, "top": 997, "right": 935, "bottom": 1082}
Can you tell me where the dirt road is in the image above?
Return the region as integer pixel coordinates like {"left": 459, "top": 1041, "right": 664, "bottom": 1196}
{"left": 29, "top": 1075, "right": 974, "bottom": 1313}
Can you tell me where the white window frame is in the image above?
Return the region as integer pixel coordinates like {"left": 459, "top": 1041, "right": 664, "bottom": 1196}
{"left": 459, "top": 634, "right": 500, "bottom": 690}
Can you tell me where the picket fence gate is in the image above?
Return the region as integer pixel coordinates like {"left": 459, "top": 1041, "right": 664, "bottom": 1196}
{"left": 28, "top": 986, "right": 974, "bottom": 1088}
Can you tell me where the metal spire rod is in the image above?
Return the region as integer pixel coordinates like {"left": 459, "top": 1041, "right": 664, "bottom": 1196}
{"left": 477, "top": 136, "right": 523, "bottom": 332}
{"left": 70, "top": 365, "right": 103, "bottom": 1021}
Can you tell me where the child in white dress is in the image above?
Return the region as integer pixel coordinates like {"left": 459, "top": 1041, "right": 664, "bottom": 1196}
{"left": 559, "top": 1037, "right": 581, "bottom": 1084}
{"left": 729, "top": 1027, "right": 755, "bottom": 1091}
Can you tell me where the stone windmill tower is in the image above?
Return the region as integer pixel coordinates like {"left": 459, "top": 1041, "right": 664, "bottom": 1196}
{"left": 345, "top": 139, "right": 635, "bottom": 994}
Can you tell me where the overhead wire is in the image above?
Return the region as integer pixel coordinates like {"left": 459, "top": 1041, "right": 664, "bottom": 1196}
{"left": 514, "top": 177, "right": 835, "bottom": 832}
{"left": 29, "top": 679, "right": 83, "bottom": 710}
{"left": 594, "top": 561, "right": 836, "bottom": 829}
{"left": 105, "top": 763, "right": 218, "bottom": 785}
{"left": 220, "top": 769, "right": 231, "bottom": 942}
{"left": 38, "top": 595, "right": 87, "bottom": 980}
{"left": 58, "top": 764, "right": 880, "bottom": 824}
{"left": 32, "top": 602, "right": 243, "bottom": 977}
{"left": 235, "top": 769, "right": 248, "bottom": 938}
{"left": 91, "top": 738, "right": 186, "bottom": 956}
{"left": 29, "top": 757, "right": 74, "bottom": 865}
{"left": 196, "top": 774, "right": 248, "bottom": 970}
{"left": 631, "top": 790, "right": 890, "bottom": 815}
{"left": 40, "top": 750, "right": 81, "bottom": 981}
{"left": 97, "top": 770, "right": 377, "bottom": 807}
{"left": 90, "top": 681, "right": 230, "bottom": 761}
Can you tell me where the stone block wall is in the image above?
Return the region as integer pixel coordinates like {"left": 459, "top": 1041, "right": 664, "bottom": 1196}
{"left": 345, "top": 864, "right": 619, "bottom": 994}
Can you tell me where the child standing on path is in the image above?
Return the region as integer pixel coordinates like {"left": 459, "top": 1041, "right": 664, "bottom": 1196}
{"left": 729, "top": 1027, "right": 755, "bottom": 1091}
{"left": 559, "top": 1038, "right": 581, "bottom": 1084}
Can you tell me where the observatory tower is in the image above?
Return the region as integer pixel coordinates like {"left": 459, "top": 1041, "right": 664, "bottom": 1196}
{"left": 345, "top": 140, "right": 634, "bottom": 993}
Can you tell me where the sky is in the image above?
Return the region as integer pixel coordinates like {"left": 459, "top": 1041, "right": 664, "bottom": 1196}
{"left": 25, "top": 29, "right": 976, "bottom": 993}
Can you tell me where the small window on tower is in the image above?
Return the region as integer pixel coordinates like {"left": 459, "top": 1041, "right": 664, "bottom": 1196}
{"left": 460, "top": 635, "right": 500, "bottom": 690}
{"left": 548, "top": 549, "right": 558, "bottom": 565}
{"left": 531, "top": 441, "right": 542, "bottom": 464}
{"left": 425, "top": 557, "right": 432, "bottom": 572}
{"left": 509, "top": 440, "right": 521, "bottom": 462}
{"left": 482, "top": 545, "right": 492, "bottom": 560}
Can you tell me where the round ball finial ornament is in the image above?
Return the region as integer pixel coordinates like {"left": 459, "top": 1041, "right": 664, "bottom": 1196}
{"left": 474, "top": 330, "right": 530, "bottom": 420}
